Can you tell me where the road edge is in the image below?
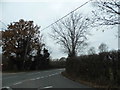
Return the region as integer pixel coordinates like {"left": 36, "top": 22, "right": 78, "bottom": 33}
{"left": 61, "top": 71, "right": 120, "bottom": 89}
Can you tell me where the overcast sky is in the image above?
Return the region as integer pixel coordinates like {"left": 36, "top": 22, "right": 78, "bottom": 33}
{"left": 0, "top": 0, "right": 118, "bottom": 59}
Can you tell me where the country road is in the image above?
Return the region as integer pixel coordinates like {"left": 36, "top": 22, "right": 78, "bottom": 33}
{"left": 2, "top": 68, "right": 91, "bottom": 90}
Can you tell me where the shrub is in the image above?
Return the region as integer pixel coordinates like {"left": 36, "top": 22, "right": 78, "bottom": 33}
{"left": 66, "top": 50, "right": 119, "bottom": 86}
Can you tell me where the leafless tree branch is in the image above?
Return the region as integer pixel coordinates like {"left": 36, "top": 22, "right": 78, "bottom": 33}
{"left": 51, "top": 12, "right": 91, "bottom": 57}
{"left": 92, "top": 0, "right": 120, "bottom": 25}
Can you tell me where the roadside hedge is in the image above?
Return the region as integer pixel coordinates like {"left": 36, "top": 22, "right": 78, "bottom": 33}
{"left": 66, "top": 50, "right": 120, "bottom": 86}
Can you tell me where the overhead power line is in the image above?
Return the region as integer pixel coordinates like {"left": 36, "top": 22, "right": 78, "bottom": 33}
{"left": 41, "top": 0, "right": 93, "bottom": 31}
{"left": 0, "top": 20, "right": 7, "bottom": 30}
{"left": 0, "top": 20, "right": 7, "bottom": 27}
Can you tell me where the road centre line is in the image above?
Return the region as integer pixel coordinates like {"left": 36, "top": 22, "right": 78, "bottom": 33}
{"left": 11, "top": 72, "right": 60, "bottom": 86}
{"left": 30, "top": 72, "right": 60, "bottom": 81}
{"left": 30, "top": 78, "right": 36, "bottom": 80}
{"left": 27, "top": 72, "right": 41, "bottom": 75}
{"left": 13, "top": 82, "right": 22, "bottom": 85}
{"left": 43, "top": 86, "right": 53, "bottom": 88}
{"left": 48, "top": 75, "right": 52, "bottom": 77}
{"left": 36, "top": 77, "right": 40, "bottom": 79}
{"left": 39, "top": 76, "right": 44, "bottom": 79}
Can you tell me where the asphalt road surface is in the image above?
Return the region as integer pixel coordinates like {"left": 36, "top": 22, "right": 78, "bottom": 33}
{"left": 2, "top": 68, "right": 91, "bottom": 90}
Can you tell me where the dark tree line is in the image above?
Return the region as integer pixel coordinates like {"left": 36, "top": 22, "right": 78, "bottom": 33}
{"left": 23, "top": 48, "right": 50, "bottom": 70}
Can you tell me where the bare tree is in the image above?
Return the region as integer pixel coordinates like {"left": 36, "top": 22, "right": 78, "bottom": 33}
{"left": 88, "top": 46, "right": 96, "bottom": 55}
{"left": 92, "top": 0, "right": 120, "bottom": 25}
{"left": 98, "top": 43, "right": 108, "bottom": 53}
{"left": 51, "top": 12, "right": 91, "bottom": 57}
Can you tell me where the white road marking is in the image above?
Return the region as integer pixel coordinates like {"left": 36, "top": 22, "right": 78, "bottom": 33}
{"left": 30, "top": 76, "right": 45, "bottom": 80}
{"left": 49, "top": 75, "right": 52, "bottom": 77}
{"left": 4, "top": 71, "right": 61, "bottom": 87}
{"left": 40, "top": 76, "right": 44, "bottom": 79}
{"left": 30, "top": 78, "right": 36, "bottom": 80}
{"left": 43, "top": 86, "right": 53, "bottom": 88}
{"left": 57, "top": 69, "right": 65, "bottom": 71}
{"left": 13, "top": 82, "right": 22, "bottom": 85}
{"left": 50, "top": 72, "right": 59, "bottom": 76}
{"left": 36, "top": 77, "right": 40, "bottom": 79}
{"left": 30, "top": 72, "right": 60, "bottom": 81}
{"left": 50, "top": 74, "right": 56, "bottom": 76}
{"left": 27, "top": 72, "right": 41, "bottom": 76}
{"left": 48, "top": 73, "right": 58, "bottom": 76}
